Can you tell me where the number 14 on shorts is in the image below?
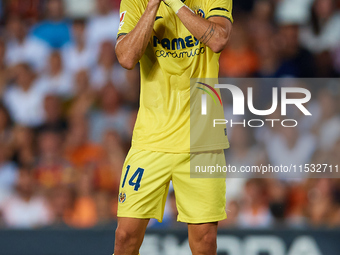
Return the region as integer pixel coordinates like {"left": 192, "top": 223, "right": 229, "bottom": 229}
{"left": 122, "top": 165, "right": 144, "bottom": 191}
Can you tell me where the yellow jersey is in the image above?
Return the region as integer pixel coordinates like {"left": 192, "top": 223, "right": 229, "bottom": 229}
{"left": 118, "top": 0, "right": 233, "bottom": 153}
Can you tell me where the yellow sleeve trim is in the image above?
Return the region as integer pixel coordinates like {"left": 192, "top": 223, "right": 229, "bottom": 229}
{"left": 117, "top": 32, "right": 128, "bottom": 40}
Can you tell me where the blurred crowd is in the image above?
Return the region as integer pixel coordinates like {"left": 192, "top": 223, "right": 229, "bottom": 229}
{"left": 0, "top": 0, "right": 339, "bottom": 230}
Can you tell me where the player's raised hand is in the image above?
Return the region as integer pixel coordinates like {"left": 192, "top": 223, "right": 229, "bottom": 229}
{"left": 116, "top": 0, "right": 162, "bottom": 70}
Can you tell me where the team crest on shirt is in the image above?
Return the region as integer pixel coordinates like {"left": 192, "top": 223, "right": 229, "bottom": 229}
{"left": 195, "top": 8, "right": 205, "bottom": 18}
{"left": 119, "top": 192, "right": 126, "bottom": 203}
{"left": 119, "top": 11, "right": 127, "bottom": 30}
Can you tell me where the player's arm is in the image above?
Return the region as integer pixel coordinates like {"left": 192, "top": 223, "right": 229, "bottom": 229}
{"left": 115, "top": 0, "right": 161, "bottom": 70}
{"left": 163, "top": 0, "right": 232, "bottom": 53}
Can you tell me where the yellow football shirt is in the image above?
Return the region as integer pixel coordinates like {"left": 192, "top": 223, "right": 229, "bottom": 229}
{"left": 118, "top": 0, "right": 233, "bottom": 153}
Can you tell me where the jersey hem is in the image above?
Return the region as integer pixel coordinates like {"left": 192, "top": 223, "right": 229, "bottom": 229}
{"left": 117, "top": 213, "right": 163, "bottom": 223}
{"left": 177, "top": 213, "right": 227, "bottom": 224}
{"left": 131, "top": 142, "right": 230, "bottom": 153}
{"left": 190, "top": 142, "right": 230, "bottom": 152}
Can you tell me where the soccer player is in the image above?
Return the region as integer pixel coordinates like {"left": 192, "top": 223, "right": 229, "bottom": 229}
{"left": 114, "top": 0, "right": 233, "bottom": 254}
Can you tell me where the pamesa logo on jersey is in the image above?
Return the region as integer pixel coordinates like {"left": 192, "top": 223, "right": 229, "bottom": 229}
{"left": 153, "top": 35, "right": 200, "bottom": 51}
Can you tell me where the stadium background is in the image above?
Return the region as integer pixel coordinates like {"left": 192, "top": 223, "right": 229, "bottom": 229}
{"left": 0, "top": 0, "right": 340, "bottom": 254}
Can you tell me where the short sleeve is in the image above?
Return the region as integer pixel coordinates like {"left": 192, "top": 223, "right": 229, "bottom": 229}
{"left": 206, "top": 0, "right": 233, "bottom": 23}
{"left": 117, "top": 0, "right": 142, "bottom": 39}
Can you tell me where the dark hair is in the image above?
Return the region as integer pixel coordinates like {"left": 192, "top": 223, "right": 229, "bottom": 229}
{"left": 72, "top": 18, "right": 87, "bottom": 26}
{"left": 0, "top": 102, "right": 13, "bottom": 128}
{"left": 310, "top": 4, "right": 321, "bottom": 35}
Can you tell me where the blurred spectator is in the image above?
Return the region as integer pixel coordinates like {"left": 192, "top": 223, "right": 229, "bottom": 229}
{"left": 86, "top": 0, "right": 119, "bottom": 50}
{"left": 62, "top": 18, "right": 96, "bottom": 75}
{"left": 5, "top": 16, "right": 50, "bottom": 72}
{"left": 0, "top": 168, "right": 52, "bottom": 228}
{"left": 89, "top": 83, "right": 131, "bottom": 143}
{"left": 36, "top": 94, "right": 68, "bottom": 133}
{"left": 334, "top": 46, "right": 340, "bottom": 73}
{"left": 63, "top": 0, "right": 95, "bottom": 18}
{"left": 227, "top": 125, "right": 263, "bottom": 171}
{"left": 31, "top": 0, "right": 71, "bottom": 49}
{"left": 48, "top": 185, "right": 73, "bottom": 226}
{"left": 0, "top": 144, "right": 17, "bottom": 192}
{"left": 267, "top": 179, "right": 288, "bottom": 226}
{"left": 64, "top": 117, "right": 104, "bottom": 169}
{"left": 300, "top": 0, "right": 340, "bottom": 53}
{"left": 0, "top": 144, "right": 18, "bottom": 207}
{"left": 307, "top": 179, "right": 338, "bottom": 227}
{"left": 220, "top": 200, "right": 240, "bottom": 228}
{"left": 265, "top": 126, "right": 316, "bottom": 179}
{"left": 65, "top": 170, "right": 98, "bottom": 228}
{"left": 219, "top": 20, "right": 259, "bottom": 77}
{"left": 314, "top": 50, "right": 340, "bottom": 77}
{"left": 225, "top": 125, "right": 265, "bottom": 204}
{"left": 3, "top": 0, "right": 41, "bottom": 25}
{"left": 329, "top": 139, "right": 340, "bottom": 166}
{"left": 312, "top": 88, "right": 340, "bottom": 151}
{"left": 90, "top": 41, "right": 127, "bottom": 91}
{"left": 275, "top": 0, "right": 312, "bottom": 26}
{"left": 0, "top": 103, "right": 14, "bottom": 146}
{"left": 11, "top": 126, "right": 36, "bottom": 167}
{"left": 286, "top": 182, "right": 308, "bottom": 227}
{"left": 252, "top": 24, "right": 281, "bottom": 77}
{"left": 34, "top": 130, "right": 73, "bottom": 190}
{"left": 238, "top": 179, "right": 273, "bottom": 228}
{"left": 3, "top": 63, "right": 48, "bottom": 127}
{"left": 93, "top": 130, "right": 124, "bottom": 192}
{"left": 275, "top": 23, "right": 316, "bottom": 77}
{"left": 94, "top": 191, "right": 115, "bottom": 226}
{"left": 67, "top": 69, "right": 96, "bottom": 118}
{"left": 0, "top": 40, "right": 8, "bottom": 97}
{"left": 0, "top": 39, "right": 6, "bottom": 69}
{"left": 249, "top": 0, "right": 274, "bottom": 29}
{"left": 40, "top": 51, "right": 73, "bottom": 97}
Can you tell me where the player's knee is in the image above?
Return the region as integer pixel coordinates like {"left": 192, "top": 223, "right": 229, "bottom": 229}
{"left": 202, "top": 232, "right": 217, "bottom": 249}
{"left": 115, "top": 227, "right": 140, "bottom": 249}
{"left": 193, "top": 231, "right": 217, "bottom": 251}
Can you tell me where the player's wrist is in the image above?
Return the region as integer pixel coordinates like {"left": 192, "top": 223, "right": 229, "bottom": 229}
{"left": 163, "top": 0, "right": 185, "bottom": 14}
{"left": 147, "top": 0, "right": 161, "bottom": 10}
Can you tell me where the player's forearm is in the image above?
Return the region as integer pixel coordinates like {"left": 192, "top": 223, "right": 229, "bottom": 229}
{"left": 176, "top": 5, "right": 231, "bottom": 53}
{"left": 116, "top": 0, "right": 160, "bottom": 70}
